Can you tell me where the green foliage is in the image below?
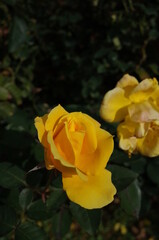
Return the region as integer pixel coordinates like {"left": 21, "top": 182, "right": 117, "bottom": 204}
{"left": 27, "top": 199, "right": 50, "bottom": 221}
{"left": 70, "top": 203, "right": 101, "bottom": 235}
{"left": 52, "top": 208, "right": 72, "bottom": 238}
{"left": 9, "top": 16, "right": 28, "bottom": 53}
{"left": 0, "top": 162, "right": 26, "bottom": 188}
{"left": 107, "top": 164, "right": 138, "bottom": 192}
{"left": 119, "top": 180, "right": 141, "bottom": 218}
{"left": 46, "top": 189, "right": 67, "bottom": 212}
{"left": 0, "top": 206, "right": 17, "bottom": 236}
{"left": 0, "top": 0, "right": 159, "bottom": 239}
{"left": 147, "top": 158, "right": 159, "bottom": 185}
{"left": 15, "top": 222, "right": 48, "bottom": 240}
{"left": 19, "top": 189, "right": 33, "bottom": 211}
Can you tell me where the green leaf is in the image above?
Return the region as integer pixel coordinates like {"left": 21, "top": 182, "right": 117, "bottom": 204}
{"left": 7, "top": 110, "right": 31, "bottom": 131}
{"left": 0, "top": 102, "right": 15, "bottom": 118}
{"left": 7, "top": 188, "right": 21, "bottom": 211}
{"left": 27, "top": 199, "right": 50, "bottom": 220}
{"left": 130, "top": 157, "right": 146, "bottom": 174}
{"left": 52, "top": 208, "right": 72, "bottom": 238}
{"left": 97, "top": 65, "right": 106, "bottom": 73}
{"left": 0, "top": 87, "right": 9, "bottom": 101}
{"left": 140, "top": 193, "right": 151, "bottom": 216}
{"left": 119, "top": 180, "right": 141, "bottom": 218}
{"left": 19, "top": 189, "right": 33, "bottom": 211}
{"left": 0, "top": 237, "right": 8, "bottom": 240}
{"left": 9, "top": 16, "right": 28, "bottom": 53}
{"left": 107, "top": 164, "right": 138, "bottom": 191}
{"left": 70, "top": 202, "right": 101, "bottom": 235}
{"left": 5, "top": 83, "right": 22, "bottom": 105}
{"left": 0, "top": 206, "right": 17, "bottom": 236}
{"left": 147, "top": 158, "right": 159, "bottom": 185}
{"left": 0, "top": 162, "right": 26, "bottom": 189}
{"left": 15, "top": 222, "right": 48, "bottom": 240}
{"left": 46, "top": 189, "right": 67, "bottom": 211}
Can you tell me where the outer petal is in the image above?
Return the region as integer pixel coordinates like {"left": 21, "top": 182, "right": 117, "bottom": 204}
{"left": 62, "top": 169, "right": 116, "bottom": 209}
{"left": 45, "top": 104, "right": 68, "bottom": 131}
{"left": 44, "top": 148, "right": 54, "bottom": 170}
{"left": 47, "top": 131, "right": 75, "bottom": 168}
{"left": 129, "top": 78, "right": 158, "bottom": 103}
{"left": 100, "top": 87, "right": 131, "bottom": 122}
{"left": 117, "top": 121, "right": 137, "bottom": 154}
{"left": 45, "top": 147, "right": 76, "bottom": 175}
{"left": 151, "top": 86, "right": 159, "bottom": 108}
{"left": 54, "top": 122, "right": 75, "bottom": 165}
{"left": 83, "top": 113, "right": 101, "bottom": 128}
{"left": 137, "top": 126, "right": 159, "bottom": 157}
{"left": 34, "top": 114, "right": 48, "bottom": 147}
{"left": 128, "top": 101, "right": 159, "bottom": 122}
{"left": 119, "top": 137, "right": 137, "bottom": 154}
{"left": 46, "top": 133, "right": 76, "bottom": 174}
{"left": 117, "top": 74, "right": 138, "bottom": 88}
{"left": 76, "top": 128, "right": 114, "bottom": 175}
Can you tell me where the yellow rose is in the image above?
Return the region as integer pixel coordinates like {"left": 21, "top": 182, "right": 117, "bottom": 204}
{"left": 100, "top": 74, "right": 159, "bottom": 123}
{"left": 100, "top": 74, "right": 159, "bottom": 157}
{"left": 117, "top": 117, "right": 159, "bottom": 157}
{"left": 34, "top": 104, "right": 116, "bottom": 209}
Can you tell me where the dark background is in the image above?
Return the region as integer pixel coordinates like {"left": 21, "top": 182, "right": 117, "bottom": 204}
{"left": 0, "top": 0, "right": 159, "bottom": 239}
{"left": 1, "top": 0, "right": 159, "bottom": 114}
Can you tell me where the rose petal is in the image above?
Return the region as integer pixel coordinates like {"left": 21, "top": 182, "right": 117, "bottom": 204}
{"left": 47, "top": 131, "right": 75, "bottom": 168}
{"left": 76, "top": 128, "right": 114, "bottom": 175}
{"left": 83, "top": 113, "right": 101, "bottom": 128}
{"left": 129, "top": 78, "right": 158, "bottom": 103}
{"left": 117, "top": 119, "right": 137, "bottom": 153}
{"left": 44, "top": 148, "right": 54, "bottom": 170}
{"left": 68, "top": 112, "right": 98, "bottom": 154}
{"left": 137, "top": 126, "right": 159, "bottom": 157}
{"left": 135, "top": 122, "right": 150, "bottom": 138}
{"left": 151, "top": 86, "right": 159, "bottom": 107}
{"left": 59, "top": 115, "right": 85, "bottom": 157}
{"left": 34, "top": 114, "right": 48, "bottom": 147}
{"left": 45, "top": 104, "right": 68, "bottom": 131}
{"left": 69, "top": 130, "right": 85, "bottom": 157}
{"left": 45, "top": 146, "right": 76, "bottom": 175}
{"left": 117, "top": 74, "right": 138, "bottom": 89}
{"left": 54, "top": 122, "right": 75, "bottom": 165}
{"left": 62, "top": 169, "right": 116, "bottom": 209}
{"left": 128, "top": 101, "right": 159, "bottom": 122}
{"left": 100, "top": 87, "right": 131, "bottom": 122}
{"left": 76, "top": 168, "right": 88, "bottom": 181}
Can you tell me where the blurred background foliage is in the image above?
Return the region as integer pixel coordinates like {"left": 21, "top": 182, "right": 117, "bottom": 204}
{"left": 0, "top": 0, "right": 159, "bottom": 239}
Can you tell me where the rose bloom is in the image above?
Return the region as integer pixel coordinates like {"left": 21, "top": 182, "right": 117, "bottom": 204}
{"left": 117, "top": 116, "right": 159, "bottom": 157}
{"left": 100, "top": 74, "right": 159, "bottom": 157}
{"left": 100, "top": 74, "right": 159, "bottom": 123}
{"left": 34, "top": 105, "right": 116, "bottom": 209}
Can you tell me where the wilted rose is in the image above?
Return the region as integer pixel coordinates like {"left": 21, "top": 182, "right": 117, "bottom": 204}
{"left": 117, "top": 117, "right": 159, "bottom": 157}
{"left": 100, "top": 74, "right": 159, "bottom": 157}
{"left": 34, "top": 104, "right": 116, "bottom": 209}
{"left": 100, "top": 74, "right": 159, "bottom": 123}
